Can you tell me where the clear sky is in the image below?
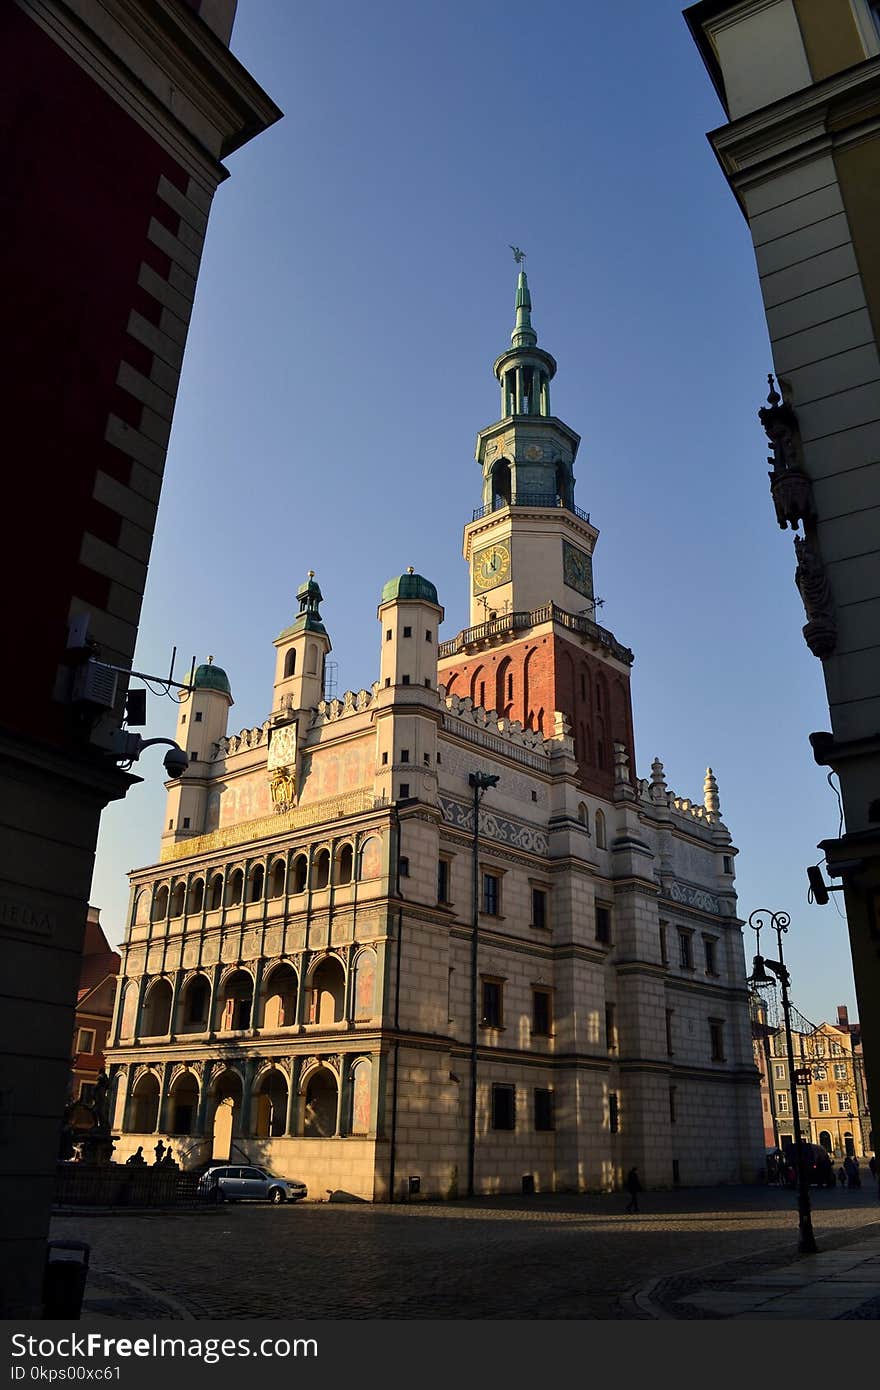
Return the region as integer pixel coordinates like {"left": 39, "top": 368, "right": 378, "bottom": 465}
{"left": 91, "top": 0, "right": 857, "bottom": 1028}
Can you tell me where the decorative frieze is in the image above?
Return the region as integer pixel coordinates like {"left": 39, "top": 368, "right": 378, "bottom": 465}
{"left": 439, "top": 794, "right": 549, "bottom": 856}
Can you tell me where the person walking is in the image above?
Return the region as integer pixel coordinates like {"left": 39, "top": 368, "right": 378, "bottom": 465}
{"left": 625, "top": 1166, "right": 642, "bottom": 1214}
{"left": 837, "top": 1164, "right": 847, "bottom": 1188}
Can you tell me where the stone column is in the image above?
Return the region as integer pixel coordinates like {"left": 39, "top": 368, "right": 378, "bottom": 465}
{"left": 284, "top": 1057, "right": 301, "bottom": 1136}
{"left": 334, "top": 1054, "right": 347, "bottom": 1137}
{"left": 154, "top": 1064, "right": 169, "bottom": 1134}
{"left": 515, "top": 367, "right": 524, "bottom": 415}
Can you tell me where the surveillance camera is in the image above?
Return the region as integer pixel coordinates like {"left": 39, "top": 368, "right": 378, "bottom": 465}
{"left": 162, "top": 744, "right": 189, "bottom": 779}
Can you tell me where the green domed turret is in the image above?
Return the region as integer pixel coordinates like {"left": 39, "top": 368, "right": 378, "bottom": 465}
{"left": 187, "top": 657, "right": 232, "bottom": 697}
{"left": 380, "top": 568, "right": 439, "bottom": 606}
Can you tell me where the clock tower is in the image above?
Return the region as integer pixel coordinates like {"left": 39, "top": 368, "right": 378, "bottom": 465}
{"left": 439, "top": 265, "right": 636, "bottom": 799}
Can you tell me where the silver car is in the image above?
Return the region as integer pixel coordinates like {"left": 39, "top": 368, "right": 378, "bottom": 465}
{"left": 198, "top": 1164, "right": 307, "bottom": 1204}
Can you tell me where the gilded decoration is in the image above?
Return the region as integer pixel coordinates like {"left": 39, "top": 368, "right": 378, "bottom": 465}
{"left": 159, "top": 789, "right": 386, "bottom": 861}
{"left": 270, "top": 766, "right": 296, "bottom": 813}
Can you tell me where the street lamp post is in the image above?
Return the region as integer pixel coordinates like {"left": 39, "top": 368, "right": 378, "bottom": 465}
{"left": 467, "top": 771, "right": 499, "bottom": 1200}
{"left": 748, "top": 908, "right": 818, "bottom": 1254}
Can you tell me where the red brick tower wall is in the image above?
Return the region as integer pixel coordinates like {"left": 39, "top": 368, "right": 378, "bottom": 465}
{"left": 439, "top": 632, "right": 636, "bottom": 798}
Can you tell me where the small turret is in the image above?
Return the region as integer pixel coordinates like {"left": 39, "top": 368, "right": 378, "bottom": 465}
{"left": 163, "top": 657, "right": 233, "bottom": 844}
{"left": 272, "top": 572, "right": 332, "bottom": 717}
{"left": 375, "top": 568, "right": 444, "bottom": 805}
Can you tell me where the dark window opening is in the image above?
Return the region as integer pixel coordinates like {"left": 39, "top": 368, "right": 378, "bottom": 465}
{"left": 532, "top": 989, "right": 551, "bottom": 1036}
{"left": 595, "top": 906, "right": 611, "bottom": 944}
{"left": 482, "top": 872, "right": 500, "bottom": 915}
{"left": 481, "top": 979, "right": 503, "bottom": 1028}
{"left": 534, "top": 1088, "right": 554, "bottom": 1132}
{"left": 609, "top": 1091, "right": 619, "bottom": 1134}
{"left": 491, "top": 1083, "right": 515, "bottom": 1130}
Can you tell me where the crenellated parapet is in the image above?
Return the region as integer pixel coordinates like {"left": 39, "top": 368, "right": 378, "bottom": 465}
{"left": 312, "top": 685, "right": 380, "bottom": 725}
{"left": 635, "top": 757, "right": 725, "bottom": 832}
{"left": 212, "top": 720, "right": 272, "bottom": 760}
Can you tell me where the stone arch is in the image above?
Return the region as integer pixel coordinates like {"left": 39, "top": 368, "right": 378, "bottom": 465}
{"left": 226, "top": 867, "right": 244, "bottom": 907}
{"left": 261, "top": 962, "right": 298, "bottom": 1030}
{"left": 313, "top": 848, "right": 331, "bottom": 890}
{"left": 292, "top": 852, "right": 308, "bottom": 893}
{"left": 219, "top": 969, "right": 254, "bottom": 1031}
{"left": 132, "top": 890, "right": 150, "bottom": 926}
{"left": 127, "top": 1069, "right": 160, "bottom": 1132}
{"left": 119, "top": 980, "right": 139, "bottom": 1041}
{"left": 496, "top": 656, "right": 512, "bottom": 718}
{"left": 577, "top": 802, "right": 589, "bottom": 829}
{"left": 253, "top": 1065, "right": 288, "bottom": 1138}
{"left": 470, "top": 665, "right": 486, "bottom": 710}
{"left": 284, "top": 648, "right": 296, "bottom": 678}
{"left": 152, "top": 885, "right": 169, "bottom": 921}
{"left": 352, "top": 947, "right": 377, "bottom": 1021}
{"left": 307, "top": 954, "right": 346, "bottom": 1024}
{"left": 306, "top": 642, "right": 318, "bottom": 675}
{"left": 170, "top": 882, "right": 185, "bottom": 918}
{"left": 358, "top": 835, "right": 382, "bottom": 880}
{"left": 209, "top": 872, "right": 223, "bottom": 911}
{"left": 336, "top": 842, "right": 354, "bottom": 885}
{"left": 301, "top": 1064, "right": 338, "bottom": 1138}
{"left": 179, "top": 973, "right": 211, "bottom": 1033}
{"left": 168, "top": 1069, "right": 199, "bottom": 1135}
{"left": 444, "top": 673, "right": 459, "bottom": 697}
{"left": 349, "top": 1057, "right": 372, "bottom": 1136}
{"left": 819, "top": 1130, "right": 832, "bottom": 1153}
{"left": 248, "top": 863, "right": 264, "bottom": 902}
{"left": 209, "top": 1068, "right": 244, "bottom": 1158}
{"left": 269, "top": 859, "right": 286, "bottom": 898}
{"left": 142, "top": 978, "right": 172, "bottom": 1037}
{"left": 595, "top": 809, "right": 607, "bottom": 850}
{"left": 491, "top": 457, "right": 511, "bottom": 508}
{"left": 189, "top": 878, "right": 205, "bottom": 915}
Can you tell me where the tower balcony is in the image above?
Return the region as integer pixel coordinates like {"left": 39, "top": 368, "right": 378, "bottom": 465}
{"left": 472, "top": 494, "right": 591, "bottom": 524}
{"left": 438, "top": 601, "right": 633, "bottom": 666}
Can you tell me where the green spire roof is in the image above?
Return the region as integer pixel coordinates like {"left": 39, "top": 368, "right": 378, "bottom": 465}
{"left": 511, "top": 269, "right": 537, "bottom": 349}
{"left": 381, "top": 567, "right": 439, "bottom": 606}
{"left": 276, "top": 571, "right": 328, "bottom": 640}
{"left": 187, "top": 657, "right": 231, "bottom": 696}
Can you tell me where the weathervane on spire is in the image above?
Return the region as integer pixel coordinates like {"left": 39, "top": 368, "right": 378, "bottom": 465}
{"left": 509, "top": 245, "right": 526, "bottom": 266}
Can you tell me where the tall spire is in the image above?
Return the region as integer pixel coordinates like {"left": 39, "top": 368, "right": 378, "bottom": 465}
{"left": 511, "top": 269, "right": 537, "bottom": 350}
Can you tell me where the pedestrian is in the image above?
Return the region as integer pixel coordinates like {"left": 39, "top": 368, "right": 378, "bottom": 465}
{"left": 869, "top": 1155, "right": 877, "bottom": 1182}
{"left": 837, "top": 1164, "right": 847, "bottom": 1188}
{"left": 625, "top": 1166, "right": 642, "bottom": 1214}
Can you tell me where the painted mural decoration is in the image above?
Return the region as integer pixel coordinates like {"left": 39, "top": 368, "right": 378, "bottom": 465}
{"left": 350, "top": 1058, "right": 372, "bottom": 1136}
{"left": 358, "top": 835, "right": 382, "bottom": 881}
{"left": 297, "top": 741, "right": 372, "bottom": 804}
{"left": 353, "top": 949, "right": 376, "bottom": 1020}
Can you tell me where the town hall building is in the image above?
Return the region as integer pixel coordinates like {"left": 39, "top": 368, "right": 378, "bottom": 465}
{"left": 105, "top": 270, "right": 764, "bottom": 1199}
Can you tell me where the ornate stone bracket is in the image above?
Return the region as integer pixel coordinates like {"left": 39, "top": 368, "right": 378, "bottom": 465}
{"left": 794, "top": 534, "right": 837, "bottom": 659}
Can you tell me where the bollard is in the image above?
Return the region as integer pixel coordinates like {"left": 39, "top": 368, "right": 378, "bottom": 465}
{"left": 43, "top": 1240, "right": 90, "bottom": 1319}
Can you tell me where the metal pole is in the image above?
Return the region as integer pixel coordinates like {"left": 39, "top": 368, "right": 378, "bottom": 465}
{"left": 775, "top": 925, "right": 818, "bottom": 1254}
{"left": 468, "top": 776, "right": 479, "bottom": 1200}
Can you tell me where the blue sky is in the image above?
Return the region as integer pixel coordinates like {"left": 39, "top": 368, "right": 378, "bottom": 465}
{"left": 91, "top": 0, "right": 856, "bottom": 1027}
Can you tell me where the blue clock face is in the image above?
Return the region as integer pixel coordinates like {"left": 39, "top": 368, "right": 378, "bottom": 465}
{"left": 563, "top": 541, "right": 592, "bottom": 598}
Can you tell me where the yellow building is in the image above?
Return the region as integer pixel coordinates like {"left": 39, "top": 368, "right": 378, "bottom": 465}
{"left": 686, "top": 0, "right": 880, "bottom": 1166}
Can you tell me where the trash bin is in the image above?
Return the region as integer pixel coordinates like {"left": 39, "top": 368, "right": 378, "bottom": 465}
{"left": 43, "top": 1240, "right": 90, "bottom": 1319}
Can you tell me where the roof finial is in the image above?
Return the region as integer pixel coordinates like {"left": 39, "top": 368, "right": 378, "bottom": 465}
{"left": 509, "top": 245, "right": 537, "bottom": 349}
{"left": 704, "top": 766, "right": 720, "bottom": 817}
{"left": 509, "top": 244, "right": 526, "bottom": 267}
{"left": 407, "top": 565, "right": 414, "bottom": 574}
{"left": 207, "top": 654, "right": 214, "bottom": 665}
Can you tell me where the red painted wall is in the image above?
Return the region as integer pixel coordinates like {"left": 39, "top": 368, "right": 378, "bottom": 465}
{"left": 0, "top": 7, "right": 187, "bottom": 746}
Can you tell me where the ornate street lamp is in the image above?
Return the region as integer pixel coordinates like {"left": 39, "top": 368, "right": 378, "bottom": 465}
{"left": 467, "top": 771, "right": 499, "bottom": 1199}
{"left": 748, "top": 908, "right": 818, "bottom": 1254}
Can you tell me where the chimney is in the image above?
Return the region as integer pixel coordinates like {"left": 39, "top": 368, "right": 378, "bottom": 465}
{"left": 837, "top": 1004, "right": 849, "bottom": 1029}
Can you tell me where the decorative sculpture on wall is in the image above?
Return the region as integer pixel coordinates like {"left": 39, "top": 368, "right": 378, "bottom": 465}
{"left": 758, "top": 374, "right": 815, "bottom": 530}
{"left": 794, "top": 534, "right": 836, "bottom": 658}
{"left": 269, "top": 766, "right": 295, "bottom": 814}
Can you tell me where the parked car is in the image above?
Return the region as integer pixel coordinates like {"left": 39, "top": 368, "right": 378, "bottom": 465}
{"left": 198, "top": 1165, "right": 307, "bottom": 1204}
{"left": 780, "top": 1142, "right": 836, "bottom": 1189}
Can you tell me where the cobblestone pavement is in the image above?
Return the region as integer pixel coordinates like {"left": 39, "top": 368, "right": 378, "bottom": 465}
{"left": 51, "top": 1183, "right": 880, "bottom": 1321}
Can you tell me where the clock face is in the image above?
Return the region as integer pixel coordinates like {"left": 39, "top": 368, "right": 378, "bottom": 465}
{"left": 473, "top": 542, "right": 511, "bottom": 592}
{"left": 563, "top": 541, "right": 592, "bottom": 599}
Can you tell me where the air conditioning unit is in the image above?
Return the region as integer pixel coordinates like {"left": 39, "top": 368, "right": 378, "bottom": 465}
{"left": 71, "top": 660, "right": 118, "bottom": 710}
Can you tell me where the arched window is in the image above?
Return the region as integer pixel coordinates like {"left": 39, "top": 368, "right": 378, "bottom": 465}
{"left": 306, "top": 643, "right": 318, "bottom": 675}
{"left": 578, "top": 802, "right": 589, "bottom": 829}
{"left": 491, "top": 458, "right": 511, "bottom": 509}
{"left": 261, "top": 963, "right": 298, "bottom": 1030}
{"left": 284, "top": 648, "right": 296, "bottom": 678}
{"left": 314, "top": 849, "right": 330, "bottom": 890}
{"left": 292, "top": 854, "right": 308, "bottom": 894}
{"left": 307, "top": 956, "right": 345, "bottom": 1024}
{"left": 227, "top": 869, "right": 244, "bottom": 907}
{"left": 358, "top": 836, "right": 382, "bottom": 880}
{"left": 336, "top": 843, "right": 354, "bottom": 885}
{"left": 209, "top": 873, "right": 223, "bottom": 911}
{"left": 269, "top": 861, "right": 285, "bottom": 898}
{"left": 469, "top": 666, "right": 485, "bottom": 708}
{"left": 132, "top": 890, "right": 150, "bottom": 926}
{"left": 128, "top": 1071, "right": 160, "bottom": 1132}
{"left": 302, "top": 1066, "right": 337, "bottom": 1138}
{"left": 181, "top": 975, "right": 210, "bottom": 1032}
{"left": 248, "top": 864, "right": 264, "bottom": 902}
{"left": 220, "top": 971, "right": 253, "bottom": 1031}
{"left": 496, "top": 657, "right": 512, "bottom": 716}
{"left": 595, "top": 810, "right": 606, "bottom": 850}
{"left": 152, "top": 886, "right": 169, "bottom": 921}
{"left": 189, "top": 879, "right": 204, "bottom": 915}
{"left": 168, "top": 1071, "right": 199, "bottom": 1135}
{"left": 143, "top": 979, "right": 173, "bottom": 1036}
{"left": 254, "top": 1068, "right": 288, "bottom": 1138}
{"left": 170, "top": 883, "right": 185, "bottom": 917}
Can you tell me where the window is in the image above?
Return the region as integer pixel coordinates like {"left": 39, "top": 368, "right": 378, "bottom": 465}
{"left": 774, "top": 1063, "right": 786, "bottom": 1081}
{"left": 75, "top": 1028, "right": 96, "bottom": 1054}
{"left": 401, "top": 674, "right": 411, "bottom": 686}
{"left": 665, "top": 1009, "right": 674, "bottom": 1057}
{"left": 818, "top": 1092, "right": 830, "bottom": 1113}
{"left": 423, "top": 752, "right": 430, "bottom": 764}
{"left": 168, "top": 819, "right": 173, "bottom": 830}
{"left": 704, "top": 938, "right": 718, "bottom": 975}
{"left": 722, "top": 854, "right": 732, "bottom": 874}
{"left": 284, "top": 648, "right": 297, "bottom": 676}
{"left": 425, "top": 630, "right": 432, "bottom": 641}
{"left": 709, "top": 1021, "right": 725, "bottom": 1062}
{"left": 403, "top": 626, "right": 412, "bottom": 638}
{"left": 837, "top": 1092, "right": 850, "bottom": 1112}
{"left": 381, "top": 751, "right": 388, "bottom": 764}
{"left": 531, "top": 887, "right": 547, "bottom": 930}
{"left": 532, "top": 989, "right": 552, "bottom": 1037}
{"left": 482, "top": 872, "right": 500, "bottom": 916}
{"left": 797, "top": 1092, "right": 806, "bottom": 1114}
{"left": 595, "top": 809, "right": 606, "bottom": 848}
{"left": 386, "top": 629, "right": 392, "bottom": 641}
{"left": 534, "top": 1088, "right": 554, "bottom": 1131}
{"left": 678, "top": 932, "right": 693, "bottom": 970}
{"left": 669, "top": 1086, "right": 677, "bottom": 1124}
{"left": 384, "top": 677, "right": 391, "bottom": 687}
{"left": 777, "top": 1092, "right": 790, "bottom": 1113}
{"left": 605, "top": 1003, "right": 617, "bottom": 1053}
{"left": 595, "top": 905, "right": 611, "bottom": 945}
{"left": 401, "top": 749, "right": 410, "bottom": 762}
{"left": 659, "top": 923, "right": 668, "bottom": 965}
{"left": 437, "top": 858, "right": 451, "bottom": 904}
{"left": 190, "top": 750, "right": 197, "bottom": 761}
{"left": 491, "top": 1084, "right": 515, "bottom": 1130}
{"left": 182, "top": 817, "right": 190, "bottom": 829}
{"left": 831, "top": 1042, "right": 843, "bottom": 1056}
{"left": 481, "top": 979, "right": 503, "bottom": 1028}
{"left": 399, "top": 783, "right": 410, "bottom": 799}
{"left": 424, "top": 679, "right": 431, "bottom": 688}
{"left": 194, "top": 712, "right": 203, "bottom": 723}
{"left": 833, "top": 1063, "right": 847, "bottom": 1081}
{"left": 609, "top": 1091, "right": 619, "bottom": 1134}
{"left": 398, "top": 856, "right": 410, "bottom": 878}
